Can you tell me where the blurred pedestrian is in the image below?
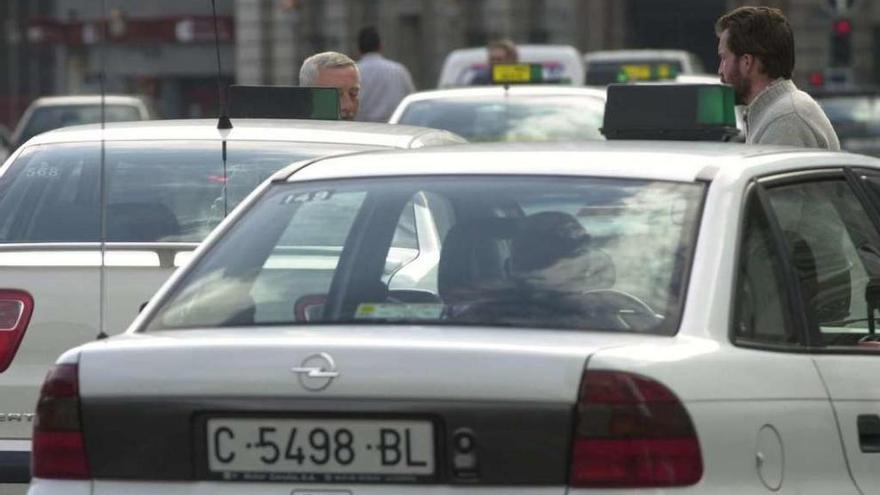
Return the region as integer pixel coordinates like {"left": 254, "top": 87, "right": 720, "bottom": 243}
{"left": 716, "top": 6, "right": 839, "bottom": 150}
{"left": 471, "top": 39, "right": 518, "bottom": 85}
{"left": 299, "top": 51, "right": 360, "bottom": 120}
{"left": 355, "top": 27, "right": 416, "bottom": 122}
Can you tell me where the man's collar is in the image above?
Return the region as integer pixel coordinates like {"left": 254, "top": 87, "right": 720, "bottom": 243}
{"left": 360, "top": 52, "right": 383, "bottom": 61}
{"left": 746, "top": 78, "right": 793, "bottom": 115}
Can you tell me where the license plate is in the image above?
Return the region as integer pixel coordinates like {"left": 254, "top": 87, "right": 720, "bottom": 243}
{"left": 206, "top": 418, "right": 435, "bottom": 482}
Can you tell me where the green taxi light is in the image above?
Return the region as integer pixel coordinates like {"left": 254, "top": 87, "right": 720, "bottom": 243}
{"left": 696, "top": 85, "right": 737, "bottom": 127}
{"left": 617, "top": 63, "right": 679, "bottom": 82}
{"left": 491, "top": 63, "right": 544, "bottom": 85}
{"left": 602, "top": 83, "right": 739, "bottom": 141}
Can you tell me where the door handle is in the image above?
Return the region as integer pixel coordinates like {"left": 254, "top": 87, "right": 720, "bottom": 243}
{"left": 857, "top": 414, "right": 880, "bottom": 453}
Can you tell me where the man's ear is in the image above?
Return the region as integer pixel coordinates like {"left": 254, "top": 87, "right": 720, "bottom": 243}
{"left": 740, "top": 53, "right": 764, "bottom": 77}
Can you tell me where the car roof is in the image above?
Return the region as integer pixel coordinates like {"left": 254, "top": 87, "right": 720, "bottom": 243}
{"left": 396, "top": 85, "right": 607, "bottom": 104}
{"left": 26, "top": 95, "right": 146, "bottom": 106}
{"left": 280, "top": 141, "right": 853, "bottom": 184}
{"left": 446, "top": 44, "right": 582, "bottom": 59}
{"left": 23, "top": 118, "right": 465, "bottom": 148}
{"left": 583, "top": 49, "right": 697, "bottom": 62}
{"left": 438, "top": 44, "right": 585, "bottom": 87}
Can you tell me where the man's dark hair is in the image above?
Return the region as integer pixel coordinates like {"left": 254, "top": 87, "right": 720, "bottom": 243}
{"left": 715, "top": 6, "right": 794, "bottom": 79}
{"left": 358, "top": 26, "right": 381, "bottom": 54}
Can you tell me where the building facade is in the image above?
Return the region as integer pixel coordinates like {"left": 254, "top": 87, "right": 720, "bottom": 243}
{"left": 236, "top": 0, "right": 878, "bottom": 91}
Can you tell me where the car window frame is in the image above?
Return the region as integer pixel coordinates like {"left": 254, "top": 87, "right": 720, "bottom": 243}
{"left": 732, "top": 167, "right": 880, "bottom": 355}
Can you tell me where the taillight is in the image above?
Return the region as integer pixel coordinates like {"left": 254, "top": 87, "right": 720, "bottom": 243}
{"left": 0, "top": 289, "right": 34, "bottom": 373}
{"left": 569, "top": 370, "right": 703, "bottom": 488}
{"left": 32, "top": 363, "right": 90, "bottom": 479}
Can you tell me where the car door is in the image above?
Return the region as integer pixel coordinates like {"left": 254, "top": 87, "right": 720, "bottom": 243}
{"left": 759, "top": 170, "right": 880, "bottom": 494}
{"left": 730, "top": 183, "right": 857, "bottom": 493}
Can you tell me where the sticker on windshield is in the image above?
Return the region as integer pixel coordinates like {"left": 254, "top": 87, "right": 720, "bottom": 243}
{"left": 355, "top": 303, "right": 444, "bottom": 320}
{"left": 281, "top": 190, "right": 334, "bottom": 204}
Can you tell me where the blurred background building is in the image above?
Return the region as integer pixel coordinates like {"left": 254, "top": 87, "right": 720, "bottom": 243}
{"left": 0, "top": 0, "right": 875, "bottom": 129}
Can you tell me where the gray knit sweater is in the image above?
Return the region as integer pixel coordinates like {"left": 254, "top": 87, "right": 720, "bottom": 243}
{"left": 743, "top": 78, "right": 840, "bottom": 151}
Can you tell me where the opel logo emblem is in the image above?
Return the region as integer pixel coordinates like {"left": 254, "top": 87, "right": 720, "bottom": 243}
{"left": 290, "top": 352, "right": 339, "bottom": 391}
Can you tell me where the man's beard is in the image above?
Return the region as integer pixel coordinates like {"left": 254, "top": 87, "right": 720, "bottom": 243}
{"left": 724, "top": 71, "right": 751, "bottom": 105}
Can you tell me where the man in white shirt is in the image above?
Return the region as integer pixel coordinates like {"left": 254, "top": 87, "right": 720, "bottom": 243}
{"left": 355, "top": 27, "right": 416, "bottom": 122}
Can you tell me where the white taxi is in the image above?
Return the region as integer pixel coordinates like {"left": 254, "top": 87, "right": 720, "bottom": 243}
{"left": 23, "top": 137, "right": 880, "bottom": 494}
{"left": 0, "top": 118, "right": 464, "bottom": 491}
{"left": 389, "top": 85, "right": 606, "bottom": 142}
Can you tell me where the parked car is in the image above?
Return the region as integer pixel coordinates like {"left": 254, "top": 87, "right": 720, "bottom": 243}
{"left": 9, "top": 95, "right": 151, "bottom": 150}
{"left": 813, "top": 88, "right": 880, "bottom": 157}
{"left": 389, "top": 85, "right": 606, "bottom": 142}
{"left": 22, "top": 132, "right": 880, "bottom": 494}
{"left": 583, "top": 49, "right": 705, "bottom": 85}
{"left": 0, "top": 118, "right": 464, "bottom": 490}
{"left": 437, "top": 44, "right": 585, "bottom": 87}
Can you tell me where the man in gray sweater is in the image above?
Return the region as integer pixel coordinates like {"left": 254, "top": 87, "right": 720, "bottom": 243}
{"left": 716, "top": 7, "right": 840, "bottom": 150}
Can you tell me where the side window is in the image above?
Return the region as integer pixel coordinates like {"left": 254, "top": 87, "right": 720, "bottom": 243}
{"left": 733, "top": 192, "right": 798, "bottom": 345}
{"left": 251, "top": 191, "right": 367, "bottom": 324}
{"left": 766, "top": 179, "right": 880, "bottom": 349}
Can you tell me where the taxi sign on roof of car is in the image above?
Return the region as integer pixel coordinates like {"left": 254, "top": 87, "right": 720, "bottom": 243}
{"left": 602, "top": 83, "right": 739, "bottom": 142}
{"left": 615, "top": 62, "right": 679, "bottom": 83}
{"left": 489, "top": 62, "right": 574, "bottom": 85}
{"left": 228, "top": 85, "right": 340, "bottom": 120}
{"left": 490, "top": 63, "right": 545, "bottom": 85}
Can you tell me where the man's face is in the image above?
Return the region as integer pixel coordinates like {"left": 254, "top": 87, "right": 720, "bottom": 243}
{"left": 489, "top": 47, "right": 514, "bottom": 65}
{"left": 717, "top": 29, "right": 750, "bottom": 105}
{"left": 315, "top": 65, "right": 360, "bottom": 120}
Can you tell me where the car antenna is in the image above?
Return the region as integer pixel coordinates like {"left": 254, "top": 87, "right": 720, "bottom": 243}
{"left": 96, "top": 0, "right": 110, "bottom": 340}
{"left": 211, "top": 0, "right": 230, "bottom": 217}
{"left": 212, "top": 0, "right": 232, "bottom": 130}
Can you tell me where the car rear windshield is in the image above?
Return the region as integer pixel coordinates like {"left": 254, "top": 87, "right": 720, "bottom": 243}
{"left": 0, "top": 140, "right": 377, "bottom": 243}
{"left": 148, "top": 176, "right": 704, "bottom": 335}
{"left": 398, "top": 95, "right": 605, "bottom": 142}
{"left": 18, "top": 104, "right": 143, "bottom": 145}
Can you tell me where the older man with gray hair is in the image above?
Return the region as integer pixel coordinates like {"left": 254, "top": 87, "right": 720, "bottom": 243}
{"left": 299, "top": 51, "right": 361, "bottom": 120}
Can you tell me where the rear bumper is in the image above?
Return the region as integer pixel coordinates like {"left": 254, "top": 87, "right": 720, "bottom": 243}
{"left": 86, "top": 481, "right": 563, "bottom": 495}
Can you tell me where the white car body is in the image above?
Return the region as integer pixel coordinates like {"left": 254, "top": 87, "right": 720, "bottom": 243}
{"left": 0, "top": 119, "right": 464, "bottom": 492}
{"left": 9, "top": 95, "right": 151, "bottom": 149}
{"left": 437, "top": 45, "right": 585, "bottom": 87}
{"left": 389, "top": 86, "right": 607, "bottom": 142}
{"left": 26, "top": 142, "right": 880, "bottom": 494}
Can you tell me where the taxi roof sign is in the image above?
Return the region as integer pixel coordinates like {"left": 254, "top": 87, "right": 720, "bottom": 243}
{"left": 228, "top": 85, "right": 340, "bottom": 120}
{"left": 491, "top": 63, "right": 544, "bottom": 85}
{"left": 616, "top": 63, "right": 679, "bottom": 83}
{"left": 602, "top": 83, "right": 739, "bottom": 141}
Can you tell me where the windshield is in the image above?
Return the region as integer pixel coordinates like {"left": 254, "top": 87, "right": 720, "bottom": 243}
{"left": 0, "top": 140, "right": 377, "bottom": 243}
{"left": 398, "top": 95, "right": 605, "bottom": 142}
{"left": 17, "top": 104, "right": 143, "bottom": 145}
{"left": 148, "top": 176, "right": 704, "bottom": 334}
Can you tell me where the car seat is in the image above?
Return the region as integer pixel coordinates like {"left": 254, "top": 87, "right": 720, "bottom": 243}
{"left": 437, "top": 217, "right": 519, "bottom": 305}
{"left": 106, "top": 202, "right": 181, "bottom": 242}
